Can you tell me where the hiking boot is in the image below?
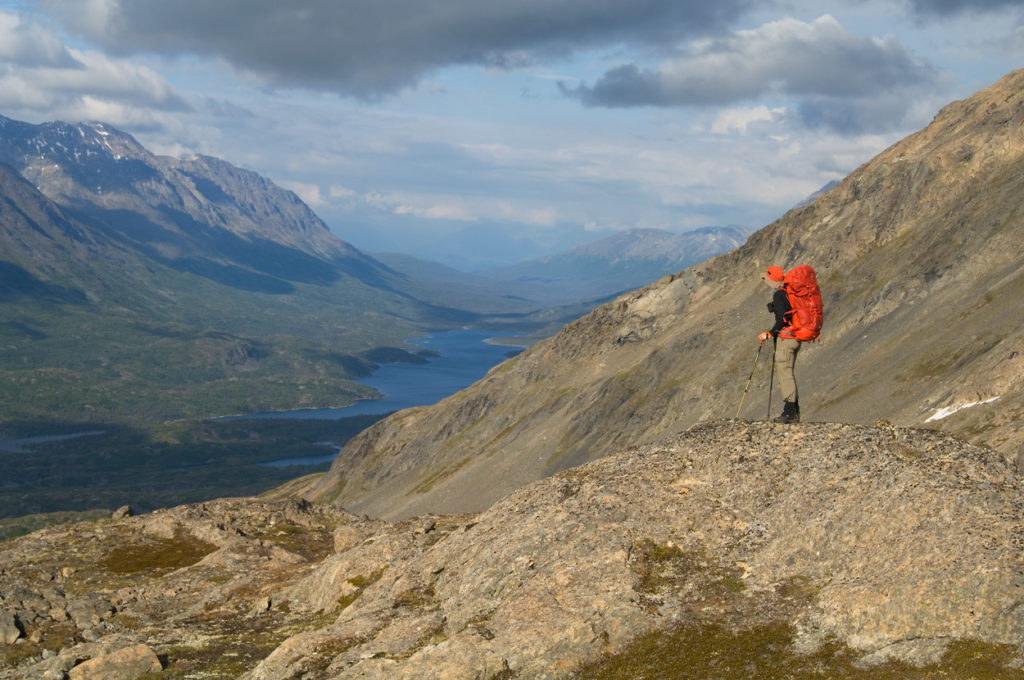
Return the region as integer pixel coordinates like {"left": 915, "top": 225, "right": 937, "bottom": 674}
{"left": 774, "top": 400, "right": 800, "bottom": 424}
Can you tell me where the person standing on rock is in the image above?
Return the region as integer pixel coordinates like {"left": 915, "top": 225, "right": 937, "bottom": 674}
{"left": 759, "top": 266, "right": 801, "bottom": 424}
{"left": 756, "top": 263, "right": 824, "bottom": 423}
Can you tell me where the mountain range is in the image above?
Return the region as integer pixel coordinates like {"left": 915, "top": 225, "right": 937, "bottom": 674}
{"left": 300, "top": 68, "right": 1024, "bottom": 520}
{"left": 0, "top": 115, "right": 462, "bottom": 423}
{"left": 372, "top": 226, "right": 752, "bottom": 316}
{"left": 478, "top": 226, "right": 752, "bottom": 305}
{"left": 0, "top": 115, "right": 742, "bottom": 425}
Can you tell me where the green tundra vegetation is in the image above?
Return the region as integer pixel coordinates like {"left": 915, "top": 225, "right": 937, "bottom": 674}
{"left": 0, "top": 414, "right": 385, "bottom": 535}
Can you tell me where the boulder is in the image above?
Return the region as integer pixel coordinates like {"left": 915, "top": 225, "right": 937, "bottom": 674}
{"left": 1, "top": 607, "right": 22, "bottom": 644}
{"left": 111, "top": 506, "right": 134, "bottom": 520}
{"left": 68, "top": 644, "right": 162, "bottom": 680}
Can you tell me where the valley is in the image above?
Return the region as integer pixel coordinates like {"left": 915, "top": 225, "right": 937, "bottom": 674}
{"left": 0, "top": 328, "right": 523, "bottom": 530}
{"left": 0, "top": 112, "right": 746, "bottom": 535}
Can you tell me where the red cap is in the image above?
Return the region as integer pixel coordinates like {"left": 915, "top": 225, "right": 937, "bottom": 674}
{"left": 765, "top": 266, "right": 784, "bottom": 282}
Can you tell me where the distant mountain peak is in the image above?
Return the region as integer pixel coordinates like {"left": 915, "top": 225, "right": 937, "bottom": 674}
{"left": 0, "top": 113, "right": 359, "bottom": 262}
{"left": 481, "top": 226, "right": 751, "bottom": 301}
{"left": 552, "top": 226, "right": 751, "bottom": 262}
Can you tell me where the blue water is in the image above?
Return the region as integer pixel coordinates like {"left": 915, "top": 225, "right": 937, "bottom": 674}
{"left": 260, "top": 443, "right": 341, "bottom": 468}
{"left": 248, "top": 329, "right": 523, "bottom": 420}
{"left": 253, "top": 329, "right": 523, "bottom": 467}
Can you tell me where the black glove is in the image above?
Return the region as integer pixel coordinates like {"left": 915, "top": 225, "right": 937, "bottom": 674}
{"left": 766, "top": 302, "right": 775, "bottom": 313}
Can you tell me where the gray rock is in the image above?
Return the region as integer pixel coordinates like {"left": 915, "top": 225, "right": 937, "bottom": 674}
{"left": 1, "top": 607, "right": 22, "bottom": 644}
{"left": 111, "top": 506, "right": 133, "bottom": 520}
{"left": 67, "top": 644, "right": 163, "bottom": 679}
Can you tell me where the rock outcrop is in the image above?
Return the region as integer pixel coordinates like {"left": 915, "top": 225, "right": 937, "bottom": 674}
{"left": 3, "top": 421, "right": 1023, "bottom": 678}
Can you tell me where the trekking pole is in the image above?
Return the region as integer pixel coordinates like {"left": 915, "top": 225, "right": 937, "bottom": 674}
{"left": 767, "top": 336, "right": 776, "bottom": 420}
{"left": 735, "top": 340, "right": 764, "bottom": 418}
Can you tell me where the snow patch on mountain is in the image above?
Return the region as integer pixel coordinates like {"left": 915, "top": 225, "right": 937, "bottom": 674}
{"left": 925, "top": 396, "right": 1000, "bottom": 423}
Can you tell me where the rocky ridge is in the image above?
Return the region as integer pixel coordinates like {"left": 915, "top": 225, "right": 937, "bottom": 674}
{"left": 3, "top": 421, "right": 1023, "bottom": 678}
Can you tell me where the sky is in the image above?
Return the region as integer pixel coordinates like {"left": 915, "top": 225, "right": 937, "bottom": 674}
{"left": 0, "top": 0, "right": 1022, "bottom": 269}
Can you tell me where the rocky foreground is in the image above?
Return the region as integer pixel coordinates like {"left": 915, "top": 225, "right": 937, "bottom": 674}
{"left": 2, "top": 420, "right": 1023, "bottom": 678}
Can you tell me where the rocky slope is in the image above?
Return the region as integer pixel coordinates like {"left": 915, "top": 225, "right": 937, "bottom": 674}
{"left": 2, "top": 421, "right": 1022, "bottom": 678}
{"left": 303, "top": 68, "right": 1024, "bottom": 520}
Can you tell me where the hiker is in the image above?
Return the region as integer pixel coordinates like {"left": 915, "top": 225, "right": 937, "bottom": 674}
{"left": 759, "top": 265, "right": 801, "bottom": 423}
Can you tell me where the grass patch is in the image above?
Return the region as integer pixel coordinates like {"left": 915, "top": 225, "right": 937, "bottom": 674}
{"left": 101, "top": 532, "right": 218, "bottom": 575}
{"left": 393, "top": 584, "right": 436, "bottom": 609}
{"left": 321, "top": 478, "right": 347, "bottom": 505}
{"left": 250, "top": 522, "right": 336, "bottom": 562}
{"left": 484, "top": 354, "right": 520, "bottom": 377}
{"left": 338, "top": 568, "right": 388, "bottom": 611}
{"left": 151, "top": 631, "right": 288, "bottom": 679}
{"left": 0, "top": 623, "right": 78, "bottom": 669}
{"left": 630, "top": 539, "right": 745, "bottom": 598}
{"left": 410, "top": 456, "right": 473, "bottom": 495}
{"left": 574, "top": 623, "right": 1024, "bottom": 679}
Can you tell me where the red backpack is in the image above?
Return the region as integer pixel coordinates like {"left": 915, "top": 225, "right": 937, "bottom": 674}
{"left": 780, "top": 265, "right": 823, "bottom": 342}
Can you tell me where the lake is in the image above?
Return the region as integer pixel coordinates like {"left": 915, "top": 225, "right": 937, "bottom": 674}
{"left": 249, "top": 329, "right": 523, "bottom": 420}
{"left": 253, "top": 329, "right": 523, "bottom": 466}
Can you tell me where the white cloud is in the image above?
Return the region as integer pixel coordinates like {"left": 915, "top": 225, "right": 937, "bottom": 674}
{"left": 0, "top": 11, "right": 78, "bottom": 67}
{"left": 280, "top": 181, "right": 325, "bottom": 207}
{"left": 567, "top": 15, "right": 940, "bottom": 133}
{"left": 337, "top": 185, "right": 565, "bottom": 228}
{"left": 710, "top": 106, "right": 789, "bottom": 135}
{"left": 394, "top": 201, "right": 476, "bottom": 222}
{"left": 328, "top": 185, "right": 357, "bottom": 199}
{"left": 0, "top": 11, "right": 191, "bottom": 124}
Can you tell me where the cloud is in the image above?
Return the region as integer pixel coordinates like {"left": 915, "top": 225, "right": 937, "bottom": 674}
{"left": 563, "top": 15, "right": 939, "bottom": 132}
{"left": 907, "top": 0, "right": 1024, "bottom": 16}
{"left": 0, "top": 11, "right": 79, "bottom": 67}
{"left": 355, "top": 188, "right": 563, "bottom": 227}
{"left": 42, "top": 0, "right": 755, "bottom": 98}
{"left": 568, "top": 15, "right": 935, "bottom": 105}
{"left": 0, "top": 11, "right": 191, "bottom": 122}
{"left": 279, "top": 180, "right": 325, "bottom": 207}
{"left": 709, "top": 106, "right": 789, "bottom": 135}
